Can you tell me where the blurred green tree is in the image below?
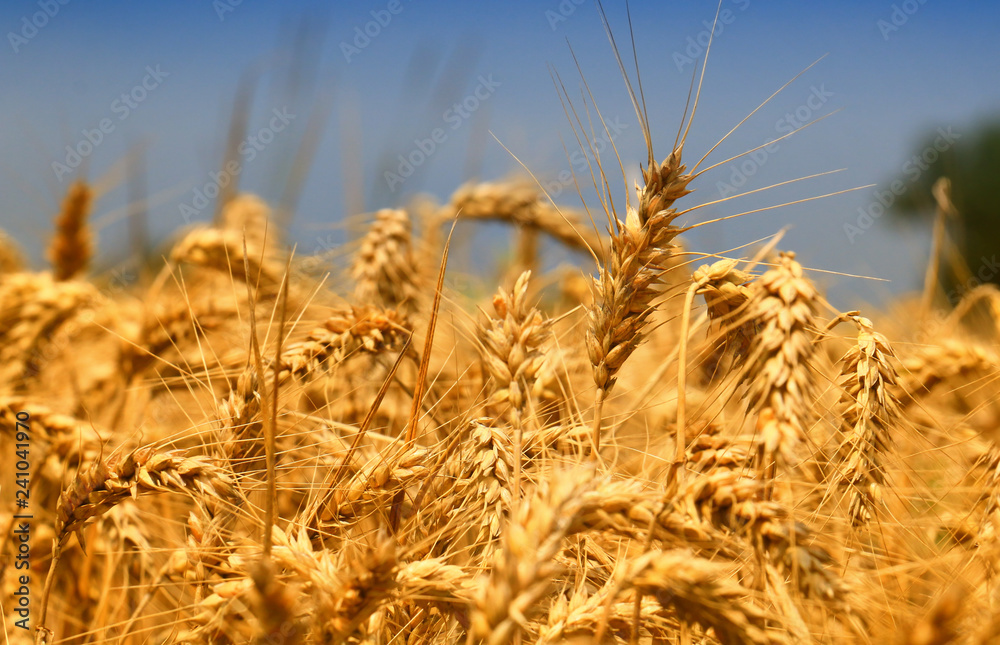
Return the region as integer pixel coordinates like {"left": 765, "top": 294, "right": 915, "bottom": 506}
{"left": 890, "top": 119, "right": 1000, "bottom": 303}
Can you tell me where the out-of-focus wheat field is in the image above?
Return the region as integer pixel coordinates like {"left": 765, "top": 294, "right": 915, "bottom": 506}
{"left": 3, "top": 2, "right": 1000, "bottom": 644}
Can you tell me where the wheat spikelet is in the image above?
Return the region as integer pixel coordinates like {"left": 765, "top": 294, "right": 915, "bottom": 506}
{"left": 175, "top": 507, "right": 235, "bottom": 597}
{"left": 457, "top": 420, "right": 515, "bottom": 546}
{"left": 685, "top": 424, "right": 752, "bottom": 473}
{"left": 370, "top": 559, "right": 471, "bottom": 640}
{"left": 446, "top": 180, "right": 606, "bottom": 258}
{"left": 693, "top": 258, "right": 758, "bottom": 367}
{"left": 271, "top": 527, "right": 398, "bottom": 642}
{"left": 123, "top": 298, "right": 233, "bottom": 380}
{"left": 395, "top": 557, "right": 471, "bottom": 602}
{"left": 0, "top": 397, "right": 104, "bottom": 492}
{"left": 682, "top": 466, "right": 844, "bottom": 601}
{"left": 55, "top": 446, "right": 233, "bottom": 544}
{"left": 279, "top": 305, "right": 409, "bottom": 379}
{"left": 220, "top": 193, "right": 273, "bottom": 250}
{"left": 828, "top": 314, "right": 900, "bottom": 526}
{"left": 352, "top": 208, "right": 422, "bottom": 314}
{"left": 48, "top": 180, "right": 93, "bottom": 281}
{"left": 586, "top": 147, "right": 693, "bottom": 453}
{"left": 897, "top": 339, "right": 1000, "bottom": 405}
{"left": 469, "top": 472, "right": 589, "bottom": 645}
{"left": 274, "top": 527, "right": 448, "bottom": 642}
{"left": 0, "top": 227, "right": 25, "bottom": 274}
{"left": 0, "top": 272, "right": 100, "bottom": 385}
{"left": 250, "top": 558, "right": 304, "bottom": 645}
{"left": 741, "top": 251, "right": 821, "bottom": 491}
{"left": 176, "top": 575, "right": 256, "bottom": 643}
{"left": 537, "top": 582, "right": 662, "bottom": 644}
{"left": 217, "top": 368, "right": 264, "bottom": 475}
{"left": 478, "top": 271, "right": 553, "bottom": 423}
{"left": 0, "top": 397, "right": 102, "bottom": 453}
{"left": 570, "top": 478, "right": 725, "bottom": 551}
{"left": 170, "top": 226, "right": 282, "bottom": 286}
{"left": 625, "top": 550, "right": 780, "bottom": 645}
{"left": 977, "top": 447, "right": 1000, "bottom": 556}
{"left": 329, "top": 446, "right": 431, "bottom": 519}
{"left": 588, "top": 148, "right": 692, "bottom": 395}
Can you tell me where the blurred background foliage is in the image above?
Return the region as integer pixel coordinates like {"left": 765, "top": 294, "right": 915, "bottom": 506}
{"left": 891, "top": 119, "right": 1000, "bottom": 302}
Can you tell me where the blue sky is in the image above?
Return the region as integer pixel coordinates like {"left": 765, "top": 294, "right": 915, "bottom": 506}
{"left": 2, "top": 0, "right": 999, "bottom": 306}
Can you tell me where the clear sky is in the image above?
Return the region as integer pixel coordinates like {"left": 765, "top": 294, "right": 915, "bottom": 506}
{"left": 2, "top": 0, "right": 998, "bottom": 306}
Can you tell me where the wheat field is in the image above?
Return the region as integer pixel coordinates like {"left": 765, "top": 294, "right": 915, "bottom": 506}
{"left": 3, "top": 8, "right": 1000, "bottom": 645}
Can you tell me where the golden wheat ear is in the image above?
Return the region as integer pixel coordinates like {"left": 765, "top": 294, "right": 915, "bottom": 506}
{"left": 824, "top": 313, "right": 901, "bottom": 527}
{"left": 352, "top": 208, "right": 423, "bottom": 315}
{"left": 738, "top": 251, "right": 822, "bottom": 500}
{"left": 48, "top": 179, "right": 93, "bottom": 281}
{"left": 0, "top": 227, "right": 26, "bottom": 274}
